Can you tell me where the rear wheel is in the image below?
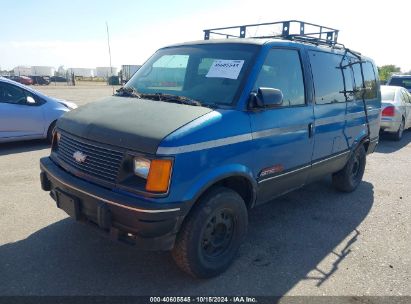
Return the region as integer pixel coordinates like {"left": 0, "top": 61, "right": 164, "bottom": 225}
{"left": 46, "top": 121, "right": 57, "bottom": 143}
{"left": 172, "top": 187, "right": 248, "bottom": 278}
{"left": 332, "top": 145, "right": 366, "bottom": 192}
{"left": 392, "top": 118, "right": 405, "bottom": 141}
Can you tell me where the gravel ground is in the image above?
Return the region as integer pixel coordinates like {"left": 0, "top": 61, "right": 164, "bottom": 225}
{"left": 0, "top": 84, "right": 409, "bottom": 296}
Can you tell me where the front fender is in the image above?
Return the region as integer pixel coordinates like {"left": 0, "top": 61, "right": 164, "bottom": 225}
{"left": 181, "top": 163, "right": 257, "bottom": 206}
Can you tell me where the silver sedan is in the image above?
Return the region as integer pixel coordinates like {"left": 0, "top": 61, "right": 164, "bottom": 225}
{"left": 0, "top": 77, "right": 77, "bottom": 143}
{"left": 380, "top": 85, "right": 411, "bottom": 140}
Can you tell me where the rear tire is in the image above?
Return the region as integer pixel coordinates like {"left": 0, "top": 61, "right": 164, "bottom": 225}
{"left": 46, "top": 121, "right": 57, "bottom": 144}
{"left": 172, "top": 187, "right": 248, "bottom": 278}
{"left": 332, "top": 145, "right": 366, "bottom": 192}
{"left": 392, "top": 118, "right": 405, "bottom": 141}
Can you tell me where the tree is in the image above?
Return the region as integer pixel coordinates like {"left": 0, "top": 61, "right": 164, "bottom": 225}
{"left": 378, "top": 65, "right": 401, "bottom": 82}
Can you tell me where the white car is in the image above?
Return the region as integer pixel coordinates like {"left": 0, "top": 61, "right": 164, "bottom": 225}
{"left": 380, "top": 85, "right": 411, "bottom": 140}
{"left": 0, "top": 77, "right": 77, "bottom": 143}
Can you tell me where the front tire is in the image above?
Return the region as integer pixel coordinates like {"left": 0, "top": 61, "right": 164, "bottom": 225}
{"left": 332, "top": 145, "right": 366, "bottom": 192}
{"left": 172, "top": 187, "right": 248, "bottom": 278}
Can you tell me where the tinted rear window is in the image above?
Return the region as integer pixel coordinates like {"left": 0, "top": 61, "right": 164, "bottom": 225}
{"left": 352, "top": 61, "right": 378, "bottom": 100}
{"left": 309, "top": 51, "right": 352, "bottom": 104}
{"left": 388, "top": 77, "right": 411, "bottom": 89}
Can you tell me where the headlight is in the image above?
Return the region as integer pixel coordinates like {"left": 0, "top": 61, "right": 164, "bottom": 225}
{"left": 132, "top": 157, "right": 173, "bottom": 193}
{"left": 133, "top": 157, "right": 151, "bottom": 179}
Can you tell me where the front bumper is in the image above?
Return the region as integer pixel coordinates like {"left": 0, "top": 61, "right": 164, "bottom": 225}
{"left": 40, "top": 157, "right": 188, "bottom": 250}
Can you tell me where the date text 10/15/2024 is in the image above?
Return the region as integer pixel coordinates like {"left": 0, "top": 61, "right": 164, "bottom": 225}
{"left": 149, "top": 296, "right": 257, "bottom": 303}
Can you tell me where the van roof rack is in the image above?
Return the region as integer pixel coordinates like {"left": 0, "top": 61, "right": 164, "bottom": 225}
{"left": 204, "top": 20, "right": 340, "bottom": 47}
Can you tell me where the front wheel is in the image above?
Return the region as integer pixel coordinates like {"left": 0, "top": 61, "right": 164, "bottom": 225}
{"left": 332, "top": 145, "right": 366, "bottom": 192}
{"left": 172, "top": 187, "right": 248, "bottom": 278}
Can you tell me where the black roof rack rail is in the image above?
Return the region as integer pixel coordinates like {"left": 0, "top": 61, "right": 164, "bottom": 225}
{"left": 204, "top": 20, "right": 340, "bottom": 47}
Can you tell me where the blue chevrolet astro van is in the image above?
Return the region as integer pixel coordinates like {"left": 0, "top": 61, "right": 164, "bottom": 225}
{"left": 40, "top": 21, "right": 381, "bottom": 278}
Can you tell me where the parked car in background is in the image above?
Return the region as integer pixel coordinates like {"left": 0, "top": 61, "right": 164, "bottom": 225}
{"left": 387, "top": 75, "right": 411, "bottom": 93}
{"left": 0, "top": 77, "right": 77, "bottom": 143}
{"left": 30, "top": 75, "right": 50, "bottom": 85}
{"left": 380, "top": 85, "right": 411, "bottom": 140}
{"left": 50, "top": 76, "right": 67, "bottom": 83}
{"left": 9, "top": 75, "right": 33, "bottom": 85}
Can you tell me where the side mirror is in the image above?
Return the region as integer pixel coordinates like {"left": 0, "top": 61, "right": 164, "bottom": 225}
{"left": 250, "top": 87, "right": 283, "bottom": 109}
{"left": 26, "top": 96, "right": 36, "bottom": 104}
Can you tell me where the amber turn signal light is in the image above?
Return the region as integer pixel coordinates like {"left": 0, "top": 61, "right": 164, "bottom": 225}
{"left": 145, "top": 159, "right": 173, "bottom": 193}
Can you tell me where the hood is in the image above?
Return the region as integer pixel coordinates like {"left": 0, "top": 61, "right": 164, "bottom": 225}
{"left": 57, "top": 96, "right": 213, "bottom": 154}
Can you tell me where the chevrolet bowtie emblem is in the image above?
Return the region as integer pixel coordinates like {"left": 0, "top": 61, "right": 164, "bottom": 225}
{"left": 73, "top": 151, "right": 87, "bottom": 163}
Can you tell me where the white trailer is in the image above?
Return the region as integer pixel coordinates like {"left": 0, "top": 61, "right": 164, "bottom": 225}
{"left": 13, "top": 66, "right": 32, "bottom": 76}
{"left": 67, "top": 68, "right": 95, "bottom": 77}
{"left": 121, "top": 65, "right": 141, "bottom": 82}
{"left": 96, "top": 67, "right": 118, "bottom": 78}
{"left": 31, "top": 66, "right": 55, "bottom": 77}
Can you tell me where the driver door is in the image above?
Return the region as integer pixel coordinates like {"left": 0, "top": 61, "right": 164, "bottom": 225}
{"left": 0, "top": 82, "right": 45, "bottom": 140}
{"left": 249, "top": 48, "right": 314, "bottom": 204}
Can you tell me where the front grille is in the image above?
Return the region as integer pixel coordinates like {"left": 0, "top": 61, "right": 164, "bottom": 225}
{"left": 57, "top": 133, "right": 124, "bottom": 184}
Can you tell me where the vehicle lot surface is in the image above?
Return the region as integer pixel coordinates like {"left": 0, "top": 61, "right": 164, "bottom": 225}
{"left": 0, "top": 85, "right": 410, "bottom": 296}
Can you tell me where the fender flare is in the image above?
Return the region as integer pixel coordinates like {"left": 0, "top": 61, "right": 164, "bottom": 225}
{"left": 181, "top": 164, "right": 258, "bottom": 213}
{"left": 351, "top": 133, "right": 370, "bottom": 154}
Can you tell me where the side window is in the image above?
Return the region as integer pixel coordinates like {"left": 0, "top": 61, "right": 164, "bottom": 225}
{"left": 253, "top": 49, "right": 305, "bottom": 107}
{"left": 309, "top": 51, "right": 353, "bottom": 104}
{"left": 401, "top": 90, "right": 409, "bottom": 104}
{"left": 0, "top": 83, "right": 26, "bottom": 104}
{"left": 352, "top": 61, "right": 378, "bottom": 101}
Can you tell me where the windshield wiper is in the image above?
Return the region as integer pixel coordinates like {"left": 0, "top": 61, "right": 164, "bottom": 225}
{"left": 139, "top": 93, "right": 203, "bottom": 107}
{"left": 116, "top": 89, "right": 212, "bottom": 107}
{"left": 115, "top": 87, "right": 142, "bottom": 98}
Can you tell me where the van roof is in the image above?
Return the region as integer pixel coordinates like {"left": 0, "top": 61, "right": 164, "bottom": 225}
{"left": 163, "top": 38, "right": 373, "bottom": 62}
{"left": 164, "top": 38, "right": 271, "bottom": 47}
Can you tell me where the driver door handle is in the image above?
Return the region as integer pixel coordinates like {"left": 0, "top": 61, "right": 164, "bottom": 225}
{"left": 308, "top": 122, "right": 314, "bottom": 138}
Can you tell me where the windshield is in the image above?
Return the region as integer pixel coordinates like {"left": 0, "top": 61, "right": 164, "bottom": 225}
{"left": 125, "top": 44, "right": 259, "bottom": 106}
{"left": 388, "top": 77, "right": 411, "bottom": 89}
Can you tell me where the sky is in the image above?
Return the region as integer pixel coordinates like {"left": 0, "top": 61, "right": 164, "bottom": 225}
{"left": 1, "top": 0, "right": 411, "bottom": 72}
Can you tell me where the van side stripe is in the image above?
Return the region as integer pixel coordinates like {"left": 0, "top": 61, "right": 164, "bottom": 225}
{"left": 315, "top": 114, "right": 346, "bottom": 126}
{"left": 157, "top": 133, "right": 253, "bottom": 155}
{"left": 156, "top": 109, "right": 377, "bottom": 155}
{"left": 367, "top": 108, "right": 381, "bottom": 115}
{"left": 315, "top": 111, "right": 371, "bottom": 127}
{"left": 252, "top": 124, "right": 307, "bottom": 139}
{"left": 157, "top": 124, "right": 308, "bottom": 155}
{"left": 346, "top": 111, "right": 366, "bottom": 119}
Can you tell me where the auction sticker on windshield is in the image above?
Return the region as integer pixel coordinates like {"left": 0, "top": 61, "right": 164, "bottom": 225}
{"left": 206, "top": 59, "right": 244, "bottom": 79}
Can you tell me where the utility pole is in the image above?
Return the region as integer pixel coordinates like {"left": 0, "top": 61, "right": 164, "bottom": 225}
{"left": 106, "top": 21, "right": 114, "bottom": 93}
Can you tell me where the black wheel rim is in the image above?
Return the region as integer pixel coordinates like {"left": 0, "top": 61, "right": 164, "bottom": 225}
{"left": 201, "top": 209, "right": 235, "bottom": 259}
{"left": 352, "top": 156, "right": 360, "bottom": 177}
